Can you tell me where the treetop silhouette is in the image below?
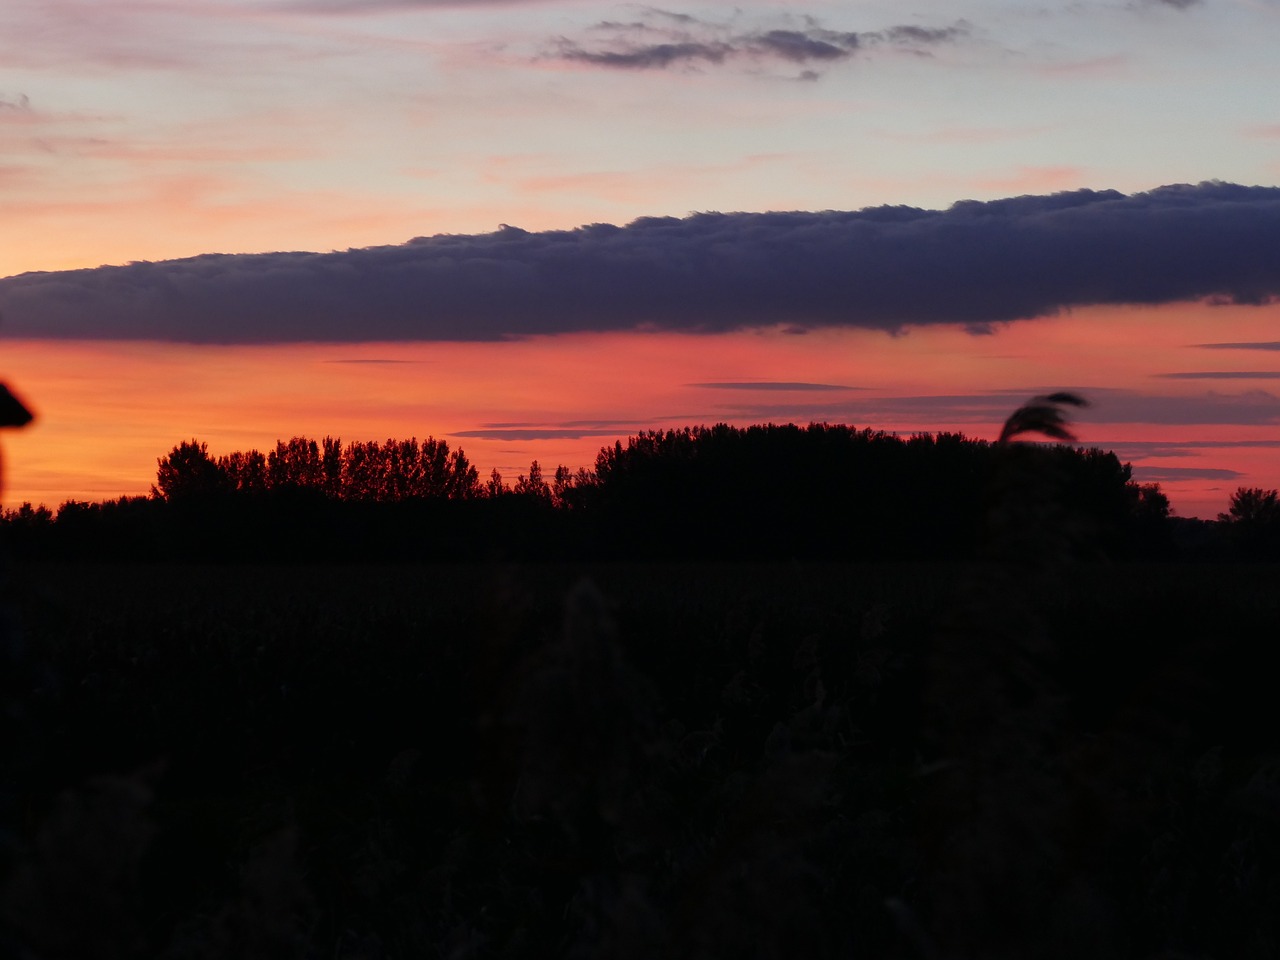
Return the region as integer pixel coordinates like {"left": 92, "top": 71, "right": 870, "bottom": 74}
{"left": 153, "top": 435, "right": 482, "bottom": 503}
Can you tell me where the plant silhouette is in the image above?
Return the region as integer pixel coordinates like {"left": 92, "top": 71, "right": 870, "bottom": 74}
{"left": 996, "top": 391, "right": 1087, "bottom": 446}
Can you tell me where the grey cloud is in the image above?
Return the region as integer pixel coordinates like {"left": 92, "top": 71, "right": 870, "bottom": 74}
{"left": 547, "top": 13, "right": 962, "bottom": 73}
{"left": 1132, "top": 466, "right": 1243, "bottom": 482}
{"left": 880, "top": 25, "right": 968, "bottom": 45}
{"left": 1069, "top": 388, "right": 1280, "bottom": 427}
{"left": 5, "top": 181, "right": 1280, "bottom": 343}
{"left": 1116, "top": 439, "right": 1280, "bottom": 451}
{"left": 451, "top": 427, "right": 646, "bottom": 441}
{"left": 453, "top": 416, "right": 700, "bottom": 441}
{"left": 630, "top": 9, "right": 699, "bottom": 27}
{"left": 690, "top": 381, "right": 859, "bottom": 391}
{"left": 1193, "top": 341, "right": 1280, "bottom": 351}
{"left": 1102, "top": 438, "right": 1280, "bottom": 461}
{"left": 749, "top": 30, "right": 855, "bottom": 63}
{"left": 1125, "top": 0, "right": 1201, "bottom": 10}
{"left": 718, "top": 393, "right": 1024, "bottom": 425}
{"left": 275, "top": 0, "right": 548, "bottom": 10}
{"left": 1156, "top": 371, "right": 1280, "bottom": 379}
{"left": 1098, "top": 394, "right": 1280, "bottom": 426}
{"left": 475, "top": 418, "right": 654, "bottom": 429}
{"left": 715, "top": 387, "right": 1280, "bottom": 430}
{"left": 0, "top": 93, "right": 32, "bottom": 112}
{"left": 556, "top": 40, "right": 732, "bottom": 69}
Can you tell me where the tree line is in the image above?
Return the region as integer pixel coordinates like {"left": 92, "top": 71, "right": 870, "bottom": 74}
{"left": 2, "top": 421, "right": 1277, "bottom": 561}
{"left": 152, "top": 436, "right": 485, "bottom": 502}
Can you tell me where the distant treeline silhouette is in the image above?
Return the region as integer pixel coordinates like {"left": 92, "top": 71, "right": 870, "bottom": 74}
{"left": 154, "top": 435, "right": 484, "bottom": 502}
{"left": 2, "top": 421, "right": 1274, "bottom": 561}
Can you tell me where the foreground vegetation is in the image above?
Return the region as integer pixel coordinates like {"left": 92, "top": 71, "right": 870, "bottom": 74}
{"left": 2, "top": 406, "right": 1278, "bottom": 957}
{"left": 2, "top": 558, "right": 1277, "bottom": 959}
{"left": 0, "top": 421, "right": 1236, "bottom": 562}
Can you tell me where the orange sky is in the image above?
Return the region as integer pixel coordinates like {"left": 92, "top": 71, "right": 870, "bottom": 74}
{"left": 4, "top": 299, "right": 1279, "bottom": 519}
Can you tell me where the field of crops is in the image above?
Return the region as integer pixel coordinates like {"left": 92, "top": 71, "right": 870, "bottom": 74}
{"left": 4, "top": 559, "right": 1278, "bottom": 958}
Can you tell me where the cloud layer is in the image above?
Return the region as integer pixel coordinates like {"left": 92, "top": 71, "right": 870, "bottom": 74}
{"left": 547, "top": 13, "right": 966, "bottom": 74}
{"left": 3, "top": 181, "right": 1279, "bottom": 344}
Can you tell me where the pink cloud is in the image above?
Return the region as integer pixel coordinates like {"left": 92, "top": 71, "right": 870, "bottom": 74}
{"left": 972, "top": 165, "right": 1088, "bottom": 194}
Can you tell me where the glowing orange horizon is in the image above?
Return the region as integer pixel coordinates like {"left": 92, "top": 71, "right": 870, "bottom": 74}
{"left": 3, "top": 301, "right": 1279, "bottom": 520}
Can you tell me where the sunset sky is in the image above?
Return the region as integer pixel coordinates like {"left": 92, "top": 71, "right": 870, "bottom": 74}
{"left": 2, "top": 0, "right": 1280, "bottom": 518}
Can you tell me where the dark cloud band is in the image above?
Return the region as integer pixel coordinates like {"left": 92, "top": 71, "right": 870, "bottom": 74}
{"left": 1156, "top": 371, "right": 1280, "bottom": 379}
{"left": 548, "top": 14, "right": 963, "bottom": 74}
{"left": 1193, "top": 341, "right": 1280, "bottom": 351}
{"left": 2, "top": 181, "right": 1279, "bottom": 344}
{"left": 689, "top": 381, "right": 858, "bottom": 392}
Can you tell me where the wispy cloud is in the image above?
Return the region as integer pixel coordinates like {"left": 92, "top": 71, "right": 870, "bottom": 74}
{"left": 452, "top": 424, "right": 651, "bottom": 441}
{"left": 1131, "top": 465, "right": 1242, "bottom": 482}
{"left": 1156, "top": 371, "right": 1280, "bottom": 379}
{"left": 546, "top": 12, "right": 966, "bottom": 75}
{"left": 1192, "top": 341, "right": 1280, "bottom": 351}
{"left": 714, "top": 387, "right": 1280, "bottom": 430}
{"left": 4, "top": 181, "right": 1280, "bottom": 344}
{"left": 689, "top": 381, "right": 859, "bottom": 392}
{"left": 1105, "top": 438, "right": 1280, "bottom": 459}
{"left": 1075, "top": 389, "right": 1280, "bottom": 427}
{"left": 0, "top": 93, "right": 31, "bottom": 113}
{"left": 274, "top": 0, "right": 555, "bottom": 10}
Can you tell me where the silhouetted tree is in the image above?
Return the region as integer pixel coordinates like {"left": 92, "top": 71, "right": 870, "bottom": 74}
{"left": 269, "top": 437, "right": 324, "bottom": 490}
{"left": 321, "top": 436, "right": 343, "bottom": 498}
{"left": 340, "top": 439, "right": 380, "bottom": 500}
{"left": 1134, "top": 481, "right": 1170, "bottom": 519}
{"left": 1217, "top": 486, "right": 1280, "bottom": 559}
{"left": 552, "top": 465, "right": 595, "bottom": 510}
{"left": 414, "top": 437, "right": 480, "bottom": 500}
{"left": 1219, "top": 486, "right": 1280, "bottom": 525}
{"left": 14, "top": 421, "right": 1182, "bottom": 563}
{"left": 218, "top": 449, "right": 268, "bottom": 493}
{"left": 2, "top": 501, "right": 53, "bottom": 527}
{"left": 152, "top": 440, "right": 230, "bottom": 501}
{"left": 513, "top": 460, "right": 551, "bottom": 501}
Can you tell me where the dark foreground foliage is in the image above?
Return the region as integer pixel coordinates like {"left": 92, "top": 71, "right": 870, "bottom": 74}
{"left": 2, "top": 557, "right": 1278, "bottom": 959}
{"left": 3, "top": 406, "right": 1278, "bottom": 958}
{"left": 1, "top": 422, "right": 1206, "bottom": 563}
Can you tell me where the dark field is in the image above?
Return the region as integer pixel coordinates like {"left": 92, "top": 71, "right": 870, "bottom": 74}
{"left": 4, "top": 559, "right": 1279, "bottom": 958}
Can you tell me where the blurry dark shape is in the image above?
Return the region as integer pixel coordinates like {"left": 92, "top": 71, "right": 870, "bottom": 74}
{"left": 0, "top": 383, "right": 33, "bottom": 429}
{"left": 996, "top": 392, "right": 1087, "bottom": 445}
{"left": 3, "top": 774, "right": 158, "bottom": 960}
{"left": 0, "top": 381, "right": 33, "bottom": 507}
{"left": 914, "top": 390, "right": 1104, "bottom": 957}
{"left": 507, "top": 578, "right": 665, "bottom": 957}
